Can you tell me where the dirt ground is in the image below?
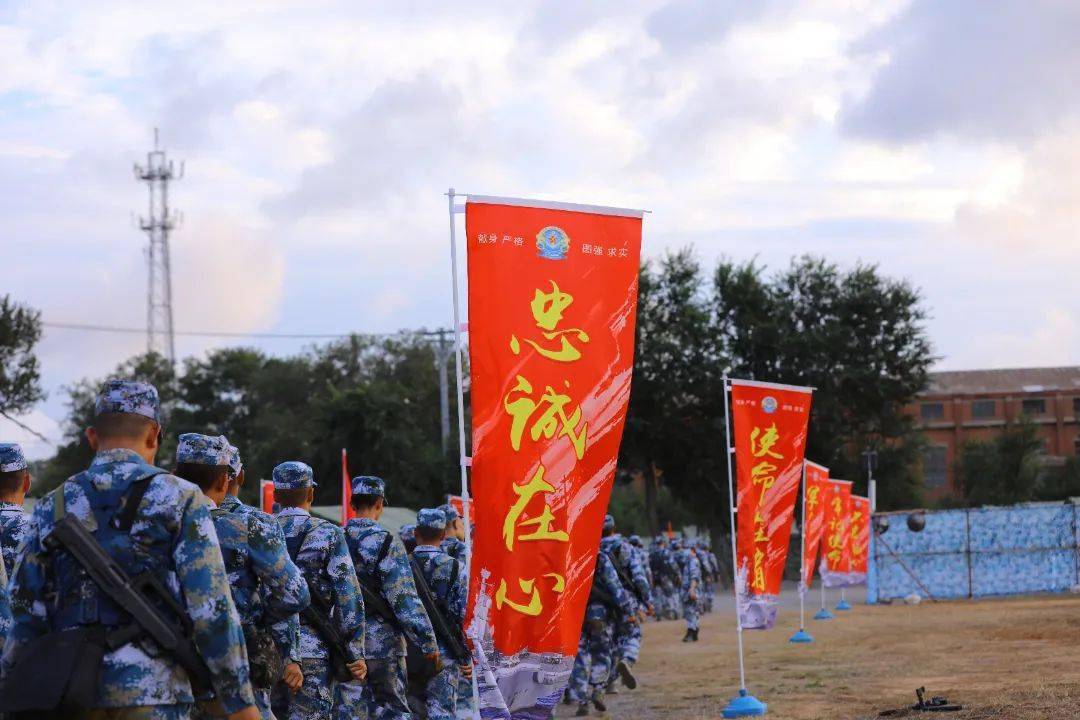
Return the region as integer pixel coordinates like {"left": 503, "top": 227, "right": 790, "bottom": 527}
{"left": 555, "top": 592, "right": 1080, "bottom": 719}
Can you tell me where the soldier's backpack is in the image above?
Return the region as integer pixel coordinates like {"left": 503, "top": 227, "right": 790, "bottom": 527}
{"left": 211, "top": 506, "right": 285, "bottom": 690}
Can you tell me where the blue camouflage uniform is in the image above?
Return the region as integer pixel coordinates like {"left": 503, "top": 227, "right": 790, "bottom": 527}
{"left": 271, "top": 461, "right": 366, "bottom": 720}
{"left": 413, "top": 508, "right": 469, "bottom": 720}
{"left": 648, "top": 536, "right": 679, "bottom": 621}
{"left": 1, "top": 380, "right": 257, "bottom": 717}
{"left": 398, "top": 523, "right": 417, "bottom": 555}
{"left": 341, "top": 476, "right": 438, "bottom": 720}
{"left": 600, "top": 530, "right": 650, "bottom": 670}
{"left": 0, "top": 555, "right": 10, "bottom": 647}
{"left": 572, "top": 525, "right": 635, "bottom": 713}
{"left": 177, "top": 435, "right": 311, "bottom": 720}
{"left": 438, "top": 502, "right": 474, "bottom": 716}
{"left": 675, "top": 540, "right": 703, "bottom": 636}
{"left": 0, "top": 443, "right": 32, "bottom": 577}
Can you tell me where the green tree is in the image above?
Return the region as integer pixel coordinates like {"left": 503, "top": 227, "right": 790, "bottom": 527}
{"left": 956, "top": 419, "right": 1043, "bottom": 506}
{"left": 35, "top": 352, "right": 176, "bottom": 495}
{"left": 0, "top": 295, "right": 44, "bottom": 420}
{"left": 619, "top": 249, "right": 724, "bottom": 536}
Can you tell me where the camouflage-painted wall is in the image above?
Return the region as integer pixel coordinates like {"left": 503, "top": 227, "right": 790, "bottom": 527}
{"left": 869, "top": 503, "right": 1080, "bottom": 602}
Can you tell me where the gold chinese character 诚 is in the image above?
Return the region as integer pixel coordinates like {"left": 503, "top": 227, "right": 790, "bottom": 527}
{"left": 503, "top": 375, "right": 588, "bottom": 459}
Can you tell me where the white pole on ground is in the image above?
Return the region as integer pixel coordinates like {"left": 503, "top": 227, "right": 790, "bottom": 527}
{"left": 446, "top": 188, "right": 481, "bottom": 720}
{"left": 799, "top": 461, "right": 807, "bottom": 630}
{"left": 820, "top": 579, "right": 827, "bottom": 611}
{"left": 722, "top": 374, "right": 747, "bottom": 691}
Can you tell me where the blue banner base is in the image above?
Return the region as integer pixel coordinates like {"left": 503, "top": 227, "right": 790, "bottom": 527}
{"left": 789, "top": 628, "right": 814, "bottom": 643}
{"left": 813, "top": 608, "right": 835, "bottom": 620}
{"left": 836, "top": 599, "right": 852, "bottom": 611}
{"left": 723, "top": 689, "right": 767, "bottom": 717}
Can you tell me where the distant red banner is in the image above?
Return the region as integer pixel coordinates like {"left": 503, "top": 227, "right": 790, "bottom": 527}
{"left": 821, "top": 479, "right": 853, "bottom": 588}
{"left": 260, "top": 480, "right": 275, "bottom": 515}
{"left": 849, "top": 495, "right": 871, "bottom": 583}
{"left": 801, "top": 461, "right": 830, "bottom": 589}
{"left": 730, "top": 379, "right": 812, "bottom": 630}
{"left": 464, "top": 196, "right": 642, "bottom": 717}
{"left": 446, "top": 494, "right": 471, "bottom": 526}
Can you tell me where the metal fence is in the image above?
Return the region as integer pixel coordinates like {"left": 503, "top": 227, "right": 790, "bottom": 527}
{"left": 868, "top": 502, "right": 1080, "bottom": 602}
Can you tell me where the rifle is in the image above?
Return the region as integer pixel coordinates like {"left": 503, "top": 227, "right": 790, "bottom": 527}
{"left": 604, "top": 549, "right": 649, "bottom": 607}
{"left": 301, "top": 588, "right": 362, "bottom": 683}
{"left": 47, "top": 495, "right": 214, "bottom": 695}
{"left": 409, "top": 556, "right": 469, "bottom": 663}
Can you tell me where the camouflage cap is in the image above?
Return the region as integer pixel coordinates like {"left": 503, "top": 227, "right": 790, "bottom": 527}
{"left": 94, "top": 379, "right": 161, "bottom": 423}
{"left": 398, "top": 523, "right": 416, "bottom": 543}
{"left": 225, "top": 443, "right": 242, "bottom": 477}
{"left": 176, "top": 433, "right": 231, "bottom": 467}
{"left": 439, "top": 502, "right": 459, "bottom": 523}
{"left": 417, "top": 508, "right": 447, "bottom": 531}
{"left": 603, "top": 514, "right": 615, "bottom": 532}
{"left": 654, "top": 534, "right": 667, "bottom": 545}
{"left": 0, "top": 443, "right": 27, "bottom": 473}
{"left": 351, "top": 475, "right": 385, "bottom": 498}
{"left": 273, "top": 461, "right": 316, "bottom": 489}
{"left": 629, "top": 534, "right": 643, "bottom": 547}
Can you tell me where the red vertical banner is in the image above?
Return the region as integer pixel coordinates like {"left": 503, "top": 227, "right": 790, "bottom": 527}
{"left": 821, "top": 479, "right": 853, "bottom": 587}
{"left": 848, "top": 495, "right": 871, "bottom": 584}
{"left": 730, "top": 379, "right": 812, "bottom": 630}
{"left": 463, "top": 196, "right": 642, "bottom": 717}
{"left": 341, "top": 448, "right": 355, "bottom": 526}
{"left": 260, "top": 480, "right": 275, "bottom": 515}
{"left": 801, "top": 461, "right": 830, "bottom": 589}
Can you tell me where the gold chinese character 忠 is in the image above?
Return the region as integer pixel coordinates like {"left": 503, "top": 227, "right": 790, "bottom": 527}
{"left": 510, "top": 281, "right": 590, "bottom": 362}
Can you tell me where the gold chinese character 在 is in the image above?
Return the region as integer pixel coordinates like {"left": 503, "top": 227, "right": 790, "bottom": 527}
{"left": 502, "top": 466, "right": 569, "bottom": 551}
{"left": 503, "top": 376, "right": 587, "bottom": 459}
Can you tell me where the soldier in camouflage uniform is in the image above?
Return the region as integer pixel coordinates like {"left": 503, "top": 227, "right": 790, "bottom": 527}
{"left": 220, "top": 444, "right": 306, "bottom": 700}
{"left": 437, "top": 503, "right": 467, "bottom": 562}
{"left": 398, "top": 523, "right": 417, "bottom": 555}
{"left": 648, "top": 535, "right": 679, "bottom": 621}
{"left": 0, "top": 443, "right": 33, "bottom": 577}
{"left": 341, "top": 476, "right": 439, "bottom": 720}
{"left": 572, "top": 527, "right": 636, "bottom": 717}
{"left": 271, "top": 461, "right": 367, "bottom": 720}
{"left": 412, "top": 508, "right": 471, "bottom": 720}
{"left": 674, "top": 538, "right": 703, "bottom": 642}
{"left": 1, "top": 380, "right": 260, "bottom": 720}
{"left": 174, "top": 434, "right": 312, "bottom": 720}
{"left": 0, "top": 552, "right": 10, "bottom": 648}
{"left": 599, "top": 516, "right": 650, "bottom": 692}
{"left": 438, "top": 503, "right": 474, "bottom": 718}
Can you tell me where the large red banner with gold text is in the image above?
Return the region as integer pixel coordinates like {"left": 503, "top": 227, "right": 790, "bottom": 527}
{"left": 731, "top": 379, "right": 812, "bottom": 630}
{"left": 801, "top": 461, "right": 830, "bottom": 588}
{"left": 464, "top": 197, "right": 642, "bottom": 716}
{"left": 821, "top": 479, "right": 853, "bottom": 588}
{"left": 849, "top": 495, "right": 871, "bottom": 584}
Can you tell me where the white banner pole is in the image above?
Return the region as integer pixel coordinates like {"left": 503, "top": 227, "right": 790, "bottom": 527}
{"left": 722, "top": 374, "right": 747, "bottom": 690}
{"left": 799, "top": 462, "right": 807, "bottom": 630}
{"left": 446, "top": 188, "right": 481, "bottom": 720}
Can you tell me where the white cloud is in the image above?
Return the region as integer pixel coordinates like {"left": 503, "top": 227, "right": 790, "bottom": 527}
{"left": 3, "top": 0, "right": 1080, "bottom": 437}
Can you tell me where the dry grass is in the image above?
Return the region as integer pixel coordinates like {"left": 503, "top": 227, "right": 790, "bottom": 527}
{"left": 555, "top": 593, "right": 1080, "bottom": 719}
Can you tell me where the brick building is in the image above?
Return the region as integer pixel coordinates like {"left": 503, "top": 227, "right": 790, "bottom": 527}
{"left": 912, "top": 367, "right": 1080, "bottom": 500}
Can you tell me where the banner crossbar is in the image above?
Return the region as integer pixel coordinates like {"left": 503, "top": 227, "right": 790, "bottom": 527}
{"left": 459, "top": 193, "right": 647, "bottom": 219}
{"left": 727, "top": 377, "right": 814, "bottom": 394}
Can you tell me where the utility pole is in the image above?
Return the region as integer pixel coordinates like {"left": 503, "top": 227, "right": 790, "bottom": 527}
{"left": 134, "top": 128, "right": 183, "bottom": 365}
{"left": 864, "top": 448, "right": 879, "bottom": 512}
{"left": 432, "top": 328, "right": 454, "bottom": 454}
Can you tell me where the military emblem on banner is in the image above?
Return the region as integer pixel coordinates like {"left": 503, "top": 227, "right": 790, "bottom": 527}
{"left": 536, "top": 226, "right": 570, "bottom": 260}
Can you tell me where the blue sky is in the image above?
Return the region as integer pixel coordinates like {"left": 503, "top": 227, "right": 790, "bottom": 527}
{"left": 4, "top": 0, "right": 1080, "bottom": 457}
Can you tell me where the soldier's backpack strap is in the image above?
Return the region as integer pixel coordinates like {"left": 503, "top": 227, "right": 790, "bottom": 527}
{"left": 449, "top": 554, "right": 460, "bottom": 594}
{"left": 378, "top": 532, "right": 393, "bottom": 565}
{"left": 114, "top": 475, "right": 157, "bottom": 531}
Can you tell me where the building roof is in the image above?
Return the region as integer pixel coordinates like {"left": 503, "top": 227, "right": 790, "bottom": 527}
{"left": 926, "top": 366, "right": 1080, "bottom": 396}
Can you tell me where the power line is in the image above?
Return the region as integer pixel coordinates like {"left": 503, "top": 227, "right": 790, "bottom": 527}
{"left": 41, "top": 321, "right": 450, "bottom": 341}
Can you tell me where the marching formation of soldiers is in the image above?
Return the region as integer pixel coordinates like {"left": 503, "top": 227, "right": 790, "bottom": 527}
{"left": 0, "top": 377, "right": 720, "bottom": 720}
{"left": 0, "top": 379, "right": 472, "bottom": 720}
{"left": 565, "top": 515, "right": 720, "bottom": 716}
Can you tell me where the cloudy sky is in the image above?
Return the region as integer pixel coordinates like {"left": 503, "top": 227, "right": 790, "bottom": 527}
{"left": 4, "top": 0, "right": 1080, "bottom": 457}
